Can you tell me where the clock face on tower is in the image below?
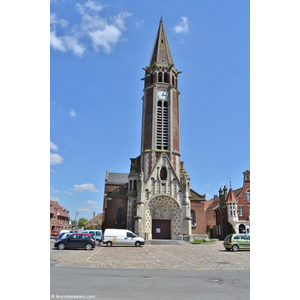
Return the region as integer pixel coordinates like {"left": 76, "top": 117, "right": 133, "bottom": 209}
{"left": 157, "top": 90, "right": 169, "bottom": 100}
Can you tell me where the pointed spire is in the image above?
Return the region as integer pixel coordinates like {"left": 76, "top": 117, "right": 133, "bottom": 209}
{"left": 226, "top": 188, "right": 238, "bottom": 203}
{"left": 149, "top": 18, "right": 174, "bottom": 67}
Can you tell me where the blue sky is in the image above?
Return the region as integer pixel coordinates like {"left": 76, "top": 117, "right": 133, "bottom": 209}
{"left": 50, "top": 0, "right": 250, "bottom": 221}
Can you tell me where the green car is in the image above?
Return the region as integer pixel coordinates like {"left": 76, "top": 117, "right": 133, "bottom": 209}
{"left": 223, "top": 234, "right": 250, "bottom": 252}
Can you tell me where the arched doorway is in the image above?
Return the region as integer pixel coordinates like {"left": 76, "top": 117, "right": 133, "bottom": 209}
{"left": 145, "top": 196, "right": 181, "bottom": 240}
{"left": 239, "top": 224, "right": 246, "bottom": 233}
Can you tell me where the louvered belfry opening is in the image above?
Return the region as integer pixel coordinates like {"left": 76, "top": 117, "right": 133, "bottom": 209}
{"left": 156, "top": 101, "right": 169, "bottom": 150}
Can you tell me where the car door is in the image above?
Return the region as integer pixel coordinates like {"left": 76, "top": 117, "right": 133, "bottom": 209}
{"left": 77, "top": 234, "right": 88, "bottom": 248}
{"left": 244, "top": 235, "right": 250, "bottom": 249}
{"left": 239, "top": 235, "right": 247, "bottom": 249}
{"left": 95, "top": 231, "right": 102, "bottom": 241}
{"left": 66, "top": 234, "right": 80, "bottom": 249}
{"left": 125, "top": 231, "right": 135, "bottom": 245}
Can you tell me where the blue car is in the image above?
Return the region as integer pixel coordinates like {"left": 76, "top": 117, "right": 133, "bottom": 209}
{"left": 59, "top": 230, "right": 72, "bottom": 238}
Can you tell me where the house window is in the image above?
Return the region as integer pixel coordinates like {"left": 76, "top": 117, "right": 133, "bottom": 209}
{"left": 117, "top": 208, "right": 123, "bottom": 225}
{"left": 239, "top": 206, "right": 244, "bottom": 217}
{"left": 229, "top": 203, "right": 237, "bottom": 216}
{"left": 244, "top": 190, "right": 250, "bottom": 202}
{"left": 191, "top": 210, "right": 196, "bottom": 225}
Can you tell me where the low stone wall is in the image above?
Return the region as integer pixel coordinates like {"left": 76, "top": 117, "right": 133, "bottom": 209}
{"left": 189, "top": 234, "right": 209, "bottom": 242}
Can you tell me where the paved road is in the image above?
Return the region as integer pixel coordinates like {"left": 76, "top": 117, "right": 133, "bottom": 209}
{"left": 51, "top": 266, "right": 250, "bottom": 300}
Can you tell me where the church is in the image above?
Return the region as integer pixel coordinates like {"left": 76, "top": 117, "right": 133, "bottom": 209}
{"left": 102, "top": 18, "right": 207, "bottom": 241}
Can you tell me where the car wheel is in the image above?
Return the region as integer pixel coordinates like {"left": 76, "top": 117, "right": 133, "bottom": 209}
{"left": 135, "top": 241, "right": 141, "bottom": 247}
{"left": 232, "top": 245, "right": 239, "bottom": 252}
{"left": 95, "top": 239, "right": 100, "bottom": 245}
{"left": 58, "top": 243, "right": 65, "bottom": 250}
{"left": 107, "top": 241, "right": 112, "bottom": 247}
{"left": 86, "top": 244, "right": 92, "bottom": 251}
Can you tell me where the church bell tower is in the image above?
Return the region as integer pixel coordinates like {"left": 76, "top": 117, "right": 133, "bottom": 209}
{"left": 129, "top": 18, "right": 191, "bottom": 240}
{"left": 141, "top": 18, "right": 182, "bottom": 182}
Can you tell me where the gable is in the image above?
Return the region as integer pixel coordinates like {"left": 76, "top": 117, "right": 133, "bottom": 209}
{"left": 144, "top": 153, "right": 182, "bottom": 188}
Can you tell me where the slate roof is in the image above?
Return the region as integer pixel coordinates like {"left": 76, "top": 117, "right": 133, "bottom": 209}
{"left": 226, "top": 188, "right": 238, "bottom": 203}
{"left": 105, "top": 171, "right": 128, "bottom": 185}
{"left": 149, "top": 18, "right": 174, "bottom": 67}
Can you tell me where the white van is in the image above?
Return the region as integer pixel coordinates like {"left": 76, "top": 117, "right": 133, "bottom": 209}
{"left": 103, "top": 229, "right": 145, "bottom": 247}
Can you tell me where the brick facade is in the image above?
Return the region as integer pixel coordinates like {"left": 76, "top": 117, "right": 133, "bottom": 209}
{"left": 50, "top": 200, "right": 70, "bottom": 234}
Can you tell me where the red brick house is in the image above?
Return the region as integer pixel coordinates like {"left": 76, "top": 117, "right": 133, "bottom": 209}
{"left": 214, "top": 170, "right": 250, "bottom": 239}
{"left": 50, "top": 200, "right": 70, "bottom": 234}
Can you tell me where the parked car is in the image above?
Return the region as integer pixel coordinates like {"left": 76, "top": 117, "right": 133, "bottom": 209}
{"left": 59, "top": 230, "right": 72, "bottom": 238}
{"left": 54, "top": 233, "right": 95, "bottom": 250}
{"left": 82, "top": 229, "right": 103, "bottom": 245}
{"left": 60, "top": 232, "right": 73, "bottom": 239}
{"left": 51, "top": 231, "right": 59, "bottom": 237}
{"left": 223, "top": 234, "right": 250, "bottom": 252}
{"left": 103, "top": 229, "right": 145, "bottom": 247}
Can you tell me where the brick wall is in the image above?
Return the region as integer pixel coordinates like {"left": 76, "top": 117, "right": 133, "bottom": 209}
{"left": 143, "top": 89, "right": 153, "bottom": 151}
{"left": 104, "top": 196, "right": 127, "bottom": 230}
{"left": 191, "top": 201, "right": 207, "bottom": 234}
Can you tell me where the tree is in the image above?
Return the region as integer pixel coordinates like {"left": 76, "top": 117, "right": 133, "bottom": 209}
{"left": 78, "top": 218, "right": 88, "bottom": 227}
{"left": 71, "top": 220, "right": 77, "bottom": 227}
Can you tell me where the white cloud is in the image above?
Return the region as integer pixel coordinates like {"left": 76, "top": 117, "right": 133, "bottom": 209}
{"left": 84, "top": 200, "right": 98, "bottom": 206}
{"left": 135, "top": 19, "right": 144, "bottom": 29}
{"left": 50, "top": 187, "right": 59, "bottom": 193}
{"left": 50, "top": 1, "right": 131, "bottom": 56}
{"left": 50, "top": 153, "right": 63, "bottom": 165}
{"left": 50, "top": 141, "right": 59, "bottom": 151}
{"left": 50, "top": 30, "right": 85, "bottom": 56}
{"left": 50, "top": 196, "right": 59, "bottom": 202}
{"left": 69, "top": 108, "right": 76, "bottom": 117}
{"left": 72, "top": 183, "right": 99, "bottom": 192}
{"left": 60, "top": 19, "right": 68, "bottom": 28}
{"left": 173, "top": 17, "right": 189, "bottom": 34}
{"left": 64, "top": 191, "right": 74, "bottom": 196}
{"left": 84, "top": 200, "right": 101, "bottom": 209}
{"left": 76, "top": 0, "right": 105, "bottom": 13}
{"left": 77, "top": 208, "right": 91, "bottom": 213}
{"left": 50, "top": 30, "right": 67, "bottom": 52}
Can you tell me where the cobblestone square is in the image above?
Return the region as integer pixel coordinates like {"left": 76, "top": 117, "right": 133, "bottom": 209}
{"left": 50, "top": 241, "right": 250, "bottom": 270}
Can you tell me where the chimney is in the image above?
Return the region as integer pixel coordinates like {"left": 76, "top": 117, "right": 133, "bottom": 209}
{"left": 93, "top": 212, "right": 95, "bottom": 218}
{"left": 223, "top": 185, "right": 228, "bottom": 201}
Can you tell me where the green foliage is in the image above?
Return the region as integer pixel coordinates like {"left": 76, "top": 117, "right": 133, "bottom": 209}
{"left": 71, "top": 220, "right": 78, "bottom": 226}
{"left": 78, "top": 218, "right": 88, "bottom": 226}
{"left": 192, "top": 239, "right": 217, "bottom": 244}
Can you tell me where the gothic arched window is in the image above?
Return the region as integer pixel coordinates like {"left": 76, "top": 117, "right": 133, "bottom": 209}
{"left": 191, "top": 210, "right": 196, "bottom": 225}
{"left": 160, "top": 167, "right": 167, "bottom": 181}
{"left": 117, "top": 208, "right": 123, "bottom": 225}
